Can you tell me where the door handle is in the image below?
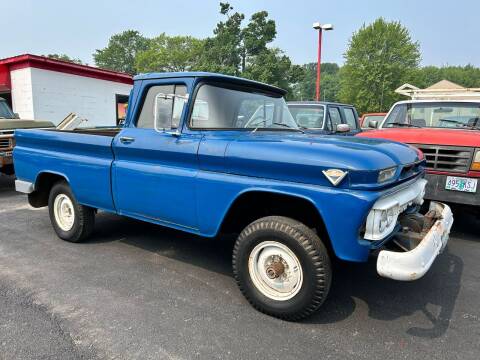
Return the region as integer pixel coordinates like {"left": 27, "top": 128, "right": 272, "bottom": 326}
{"left": 119, "top": 136, "right": 135, "bottom": 144}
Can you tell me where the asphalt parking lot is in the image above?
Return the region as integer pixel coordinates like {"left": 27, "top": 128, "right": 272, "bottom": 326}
{"left": 0, "top": 175, "right": 479, "bottom": 360}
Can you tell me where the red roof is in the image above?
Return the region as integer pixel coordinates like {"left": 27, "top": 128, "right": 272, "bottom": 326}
{"left": 0, "top": 54, "right": 133, "bottom": 85}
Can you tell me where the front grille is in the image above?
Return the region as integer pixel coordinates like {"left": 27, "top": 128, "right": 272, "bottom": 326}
{"left": 400, "top": 160, "right": 424, "bottom": 179}
{"left": 413, "top": 144, "right": 473, "bottom": 173}
{"left": 0, "top": 138, "right": 12, "bottom": 149}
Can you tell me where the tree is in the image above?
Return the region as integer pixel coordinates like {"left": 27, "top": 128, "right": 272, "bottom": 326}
{"left": 93, "top": 30, "right": 151, "bottom": 75}
{"left": 338, "top": 18, "right": 420, "bottom": 113}
{"left": 198, "top": 3, "right": 280, "bottom": 78}
{"left": 408, "top": 65, "right": 480, "bottom": 89}
{"left": 44, "top": 54, "right": 84, "bottom": 65}
{"left": 291, "top": 63, "right": 340, "bottom": 101}
{"left": 135, "top": 34, "right": 205, "bottom": 73}
{"left": 243, "top": 48, "right": 292, "bottom": 90}
{"left": 197, "top": 3, "right": 245, "bottom": 75}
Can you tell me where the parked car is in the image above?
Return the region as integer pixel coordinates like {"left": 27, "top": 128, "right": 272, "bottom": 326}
{"left": 14, "top": 72, "right": 452, "bottom": 320}
{"left": 357, "top": 99, "right": 480, "bottom": 210}
{"left": 360, "top": 112, "right": 387, "bottom": 129}
{"left": 0, "top": 97, "right": 54, "bottom": 175}
{"left": 287, "top": 101, "right": 361, "bottom": 135}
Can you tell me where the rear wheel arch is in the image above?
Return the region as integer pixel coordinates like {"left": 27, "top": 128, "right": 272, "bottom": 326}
{"left": 28, "top": 172, "right": 70, "bottom": 208}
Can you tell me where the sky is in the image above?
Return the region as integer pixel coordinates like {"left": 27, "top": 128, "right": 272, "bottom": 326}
{"left": 1, "top": 0, "right": 479, "bottom": 67}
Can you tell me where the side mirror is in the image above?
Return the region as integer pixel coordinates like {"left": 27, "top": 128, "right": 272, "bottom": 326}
{"left": 336, "top": 123, "right": 351, "bottom": 133}
{"left": 368, "top": 120, "right": 378, "bottom": 129}
{"left": 14, "top": 113, "right": 20, "bottom": 119}
{"left": 154, "top": 93, "right": 174, "bottom": 131}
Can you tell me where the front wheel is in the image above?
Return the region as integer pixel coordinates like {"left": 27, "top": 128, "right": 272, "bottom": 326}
{"left": 48, "top": 181, "right": 95, "bottom": 243}
{"left": 232, "top": 216, "right": 331, "bottom": 321}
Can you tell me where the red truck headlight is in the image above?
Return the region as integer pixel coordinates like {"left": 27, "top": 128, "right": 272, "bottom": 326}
{"left": 472, "top": 149, "right": 480, "bottom": 171}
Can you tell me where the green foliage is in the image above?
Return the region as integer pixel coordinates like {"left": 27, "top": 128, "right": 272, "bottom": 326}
{"left": 197, "top": 3, "right": 244, "bottom": 75}
{"left": 93, "top": 30, "right": 151, "bottom": 75}
{"left": 197, "top": 3, "right": 277, "bottom": 76}
{"left": 135, "top": 34, "right": 205, "bottom": 73}
{"left": 44, "top": 54, "right": 84, "bottom": 65}
{"left": 408, "top": 65, "right": 480, "bottom": 89}
{"left": 339, "top": 18, "right": 421, "bottom": 113}
{"left": 291, "top": 63, "right": 340, "bottom": 101}
{"left": 242, "top": 48, "right": 291, "bottom": 90}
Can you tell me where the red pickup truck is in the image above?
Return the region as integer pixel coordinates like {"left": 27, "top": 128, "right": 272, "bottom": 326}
{"left": 358, "top": 99, "right": 480, "bottom": 210}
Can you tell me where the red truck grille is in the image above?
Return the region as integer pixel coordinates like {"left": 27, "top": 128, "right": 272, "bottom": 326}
{"left": 413, "top": 144, "right": 473, "bottom": 173}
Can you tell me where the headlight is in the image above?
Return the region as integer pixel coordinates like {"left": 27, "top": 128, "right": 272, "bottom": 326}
{"left": 378, "top": 167, "right": 397, "bottom": 183}
{"left": 472, "top": 149, "right": 480, "bottom": 171}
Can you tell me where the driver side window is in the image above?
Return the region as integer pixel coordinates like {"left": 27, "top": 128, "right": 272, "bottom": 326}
{"left": 137, "top": 84, "right": 187, "bottom": 129}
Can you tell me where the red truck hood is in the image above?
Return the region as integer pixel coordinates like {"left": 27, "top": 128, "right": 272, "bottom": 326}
{"left": 357, "top": 128, "right": 480, "bottom": 147}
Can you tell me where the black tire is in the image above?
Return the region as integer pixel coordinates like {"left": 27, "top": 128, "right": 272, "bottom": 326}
{"left": 232, "top": 216, "right": 331, "bottom": 321}
{"left": 48, "top": 181, "right": 95, "bottom": 243}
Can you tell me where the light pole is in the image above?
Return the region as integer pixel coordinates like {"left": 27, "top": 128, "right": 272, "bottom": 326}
{"left": 313, "top": 22, "right": 333, "bottom": 101}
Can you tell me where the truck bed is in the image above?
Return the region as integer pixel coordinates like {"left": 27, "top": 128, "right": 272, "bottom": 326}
{"left": 14, "top": 128, "right": 117, "bottom": 212}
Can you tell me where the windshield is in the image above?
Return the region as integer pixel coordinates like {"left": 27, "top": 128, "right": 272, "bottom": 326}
{"left": 0, "top": 100, "right": 15, "bottom": 119}
{"left": 288, "top": 105, "right": 325, "bottom": 128}
{"left": 384, "top": 102, "right": 480, "bottom": 129}
{"left": 190, "top": 84, "right": 298, "bottom": 130}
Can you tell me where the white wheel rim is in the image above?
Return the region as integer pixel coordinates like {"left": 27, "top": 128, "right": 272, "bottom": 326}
{"left": 53, "top": 194, "right": 75, "bottom": 231}
{"left": 248, "top": 241, "right": 303, "bottom": 301}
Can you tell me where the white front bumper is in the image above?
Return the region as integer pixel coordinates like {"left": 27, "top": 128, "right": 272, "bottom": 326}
{"left": 376, "top": 201, "right": 453, "bottom": 281}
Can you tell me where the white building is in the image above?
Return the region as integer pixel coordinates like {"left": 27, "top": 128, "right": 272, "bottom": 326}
{"left": 0, "top": 54, "right": 133, "bottom": 126}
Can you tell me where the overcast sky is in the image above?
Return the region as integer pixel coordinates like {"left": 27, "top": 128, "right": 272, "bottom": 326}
{"left": 1, "top": 0, "right": 479, "bottom": 67}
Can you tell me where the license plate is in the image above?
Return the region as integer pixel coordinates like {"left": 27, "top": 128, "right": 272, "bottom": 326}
{"left": 445, "top": 176, "right": 477, "bottom": 193}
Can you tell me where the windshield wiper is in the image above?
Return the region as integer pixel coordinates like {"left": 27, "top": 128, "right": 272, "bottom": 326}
{"left": 460, "top": 117, "right": 480, "bottom": 130}
{"left": 272, "top": 122, "right": 305, "bottom": 133}
{"left": 386, "top": 122, "right": 421, "bottom": 128}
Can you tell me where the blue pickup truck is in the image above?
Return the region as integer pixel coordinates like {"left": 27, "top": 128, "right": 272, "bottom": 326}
{"left": 13, "top": 72, "right": 453, "bottom": 320}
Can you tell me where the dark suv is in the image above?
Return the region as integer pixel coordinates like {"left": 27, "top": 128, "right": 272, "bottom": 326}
{"left": 287, "top": 101, "right": 361, "bottom": 135}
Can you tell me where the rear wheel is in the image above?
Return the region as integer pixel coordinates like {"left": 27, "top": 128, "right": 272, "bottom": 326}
{"left": 232, "top": 216, "right": 331, "bottom": 321}
{"left": 48, "top": 181, "right": 95, "bottom": 242}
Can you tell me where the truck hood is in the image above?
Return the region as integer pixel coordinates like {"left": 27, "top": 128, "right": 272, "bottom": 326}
{"left": 224, "top": 132, "right": 422, "bottom": 189}
{"left": 0, "top": 119, "right": 55, "bottom": 131}
{"left": 357, "top": 128, "right": 480, "bottom": 147}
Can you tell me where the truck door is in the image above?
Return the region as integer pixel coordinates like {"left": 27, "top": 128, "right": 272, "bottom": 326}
{"left": 112, "top": 80, "right": 202, "bottom": 232}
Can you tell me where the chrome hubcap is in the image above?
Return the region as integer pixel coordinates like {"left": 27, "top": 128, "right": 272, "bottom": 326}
{"left": 53, "top": 194, "right": 75, "bottom": 231}
{"left": 248, "top": 241, "right": 303, "bottom": 301}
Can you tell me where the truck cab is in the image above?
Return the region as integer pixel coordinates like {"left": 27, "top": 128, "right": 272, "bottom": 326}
{"left": 358, "top": 99, "right": 480, "bottom": 209}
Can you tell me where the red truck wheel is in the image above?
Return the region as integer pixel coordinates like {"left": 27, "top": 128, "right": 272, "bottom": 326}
{"left": 232, "top": 216, "right": 331, "bottom": 321}
{"left": 48, "top": 181, "right": 95, "bottom": 242}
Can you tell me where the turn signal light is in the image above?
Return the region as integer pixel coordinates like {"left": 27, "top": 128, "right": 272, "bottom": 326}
{"left": 472, "top": 150, "right": 480, "bottom": 171}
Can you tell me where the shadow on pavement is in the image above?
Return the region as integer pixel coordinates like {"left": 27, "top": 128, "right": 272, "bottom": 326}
{"left": 0, "top": 175, "right": 15, "bottom": 194}
{"left": 308, "top": 248, "right": 463, "bottom": 339}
